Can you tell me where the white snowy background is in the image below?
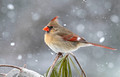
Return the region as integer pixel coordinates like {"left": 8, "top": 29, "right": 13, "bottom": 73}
{"left": 0, "top": 0, "right": 120, "bottom": 77}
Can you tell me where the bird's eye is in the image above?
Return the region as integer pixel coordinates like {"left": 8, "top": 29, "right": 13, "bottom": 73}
{"left": 50, "top": 26, "right": 53, "bottom": 28}
{"left": 47, "top": 26, "right": 53, "bottom": 29}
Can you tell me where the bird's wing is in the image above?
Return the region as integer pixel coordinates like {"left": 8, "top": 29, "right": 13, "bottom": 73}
{"left": 58, "top": 32, "right": 87, "bottom": 43}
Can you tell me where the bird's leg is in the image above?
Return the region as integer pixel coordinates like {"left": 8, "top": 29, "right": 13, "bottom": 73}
{"left": 47, "top": 52, "right": 62, "bottom": 77}
{"left": 54, "top": 52, "right": 63, "bottom": 58}
{"left": 59, "top": 53, "right": 63, "bottom": 58}
{"left": 70, "top": 53, "right": 86, "bottom": 77}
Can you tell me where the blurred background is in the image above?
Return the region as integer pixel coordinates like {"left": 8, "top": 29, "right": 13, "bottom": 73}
{"left": 0, "top": 0, "right": 120, "bottom": 77}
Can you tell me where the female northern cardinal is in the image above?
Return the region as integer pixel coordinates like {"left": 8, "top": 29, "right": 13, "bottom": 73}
{"left": 43, "top": 16, "right": 116, "bottom": 53}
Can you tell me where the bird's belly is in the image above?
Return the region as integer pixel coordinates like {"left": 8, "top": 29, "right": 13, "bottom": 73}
{"left": 47, "top": 41, "right": 79, "bottom": 53}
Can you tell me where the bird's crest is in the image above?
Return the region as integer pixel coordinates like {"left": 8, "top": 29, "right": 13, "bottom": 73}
{"left": 47, "top": 16, "right": 60, "bottom": 27}
{"left": 51, "top": 16, "right": 59, "bottom": 22}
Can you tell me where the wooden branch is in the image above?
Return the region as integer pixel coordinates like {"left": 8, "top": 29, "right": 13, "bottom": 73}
{"left": 47, "top": 52, "right": 63, "bottom": 77}
{"left": 0, "top": 65, "right": 22, "bottom": 72}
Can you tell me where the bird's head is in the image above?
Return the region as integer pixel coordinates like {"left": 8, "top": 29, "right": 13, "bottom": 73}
{"left": 43, "top": 16, "right": 61, "bottom": 33}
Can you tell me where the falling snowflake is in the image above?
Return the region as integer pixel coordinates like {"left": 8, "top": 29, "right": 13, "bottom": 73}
{"left": 99, "top": 37, "right": 105, "bottom": 43}
{"left": 7, "top": 4, "right": 14, "bottom": 10}
{"left": 63, "top": 24, "right": 67, "bottom": 26}
{"left": 17, "top": 55, "right": 22, "bottom": 60}
{"left": 10, "top": 42, "right": 15, "bottom": 46}
{"left": 50, "top": 52, "right": 55, "bottom": 55}
{"left": 35, "top": 60, "right": 38, "bottom": 62}
{"left": 110, "top": 15, "right": 119, "bottom": 23}
{"left": 83, "top": 0, "right": 86, "bottom": 2}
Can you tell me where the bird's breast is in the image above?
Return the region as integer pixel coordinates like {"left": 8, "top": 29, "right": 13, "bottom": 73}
{"left": 44, "top": 33, "right": 53, "bottom": 45}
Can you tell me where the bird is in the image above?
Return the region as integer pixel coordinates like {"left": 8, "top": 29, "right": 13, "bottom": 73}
{"left": 43, "top": 16, "right": 117, "bottom": 53}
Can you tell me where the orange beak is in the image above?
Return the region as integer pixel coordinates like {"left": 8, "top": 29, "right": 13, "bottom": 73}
{"left": 43, "top": 26, "right": 49, "bottom": 31}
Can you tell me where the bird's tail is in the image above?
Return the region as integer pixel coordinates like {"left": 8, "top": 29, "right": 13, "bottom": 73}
{"left": 88, "top": 42, "right": 117, "bottom": 50}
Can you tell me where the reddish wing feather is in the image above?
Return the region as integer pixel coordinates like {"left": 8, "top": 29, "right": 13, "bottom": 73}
{"left": 62, "top": 34, "right": 78, "bottom": 41}
{"left": 68, "top": 36, "right": 78, "bottom": 41}
{"left": 61, "top": 34, "right": 86, "bottom": 42}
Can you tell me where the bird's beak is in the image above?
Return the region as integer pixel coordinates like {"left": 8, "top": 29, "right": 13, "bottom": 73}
{"left": 43, "top": 26, "right": 49, "bottom": 31}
